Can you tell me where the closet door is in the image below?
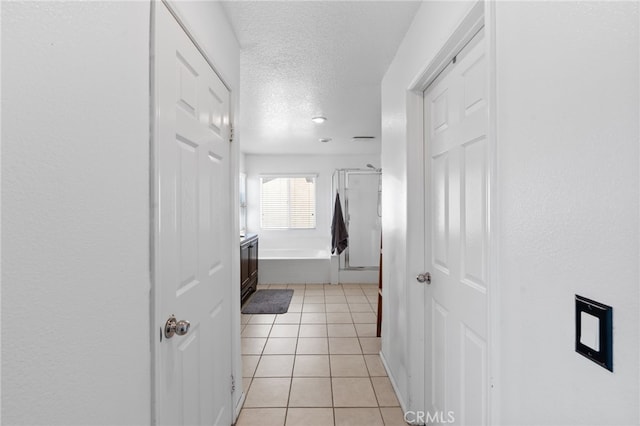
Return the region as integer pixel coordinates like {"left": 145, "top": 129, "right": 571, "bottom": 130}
{"left": 154, "top": 3, "right": 233, "bottom": 424}
{"left": 423, "top": 28, "right": 489, "bottom": 425}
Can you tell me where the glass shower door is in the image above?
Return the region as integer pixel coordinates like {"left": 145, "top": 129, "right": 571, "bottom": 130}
{"left": 345, "top": 171, "right": 381, "bottom": 269}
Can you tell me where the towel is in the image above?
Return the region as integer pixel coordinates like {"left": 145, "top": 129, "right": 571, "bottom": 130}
{"left": 331, "top": 193, "right": 348, "bottom": 255}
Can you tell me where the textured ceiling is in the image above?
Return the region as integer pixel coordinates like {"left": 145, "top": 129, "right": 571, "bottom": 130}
{"left": 221, "top": 1, "right": 421, "bottom": 155}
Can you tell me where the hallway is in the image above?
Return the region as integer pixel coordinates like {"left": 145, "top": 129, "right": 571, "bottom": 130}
{"left": 238, "top": 284, "right": 405, "bottom": 425}
{"left": 3, "top": 2, "right": 639, "bottom": 425}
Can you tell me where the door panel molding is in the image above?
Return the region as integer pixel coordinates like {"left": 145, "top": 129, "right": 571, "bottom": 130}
{"left": 151, "top": 2, "right": 234, "bottom": 424}
{"left": 405, "top": 0, "right": 499, "bottom": 423}
{"left": 159, "top": 1, "right": 231, "bottom": 92}
{"left": 424, "top": 33, "right": 487, "bottom": 424}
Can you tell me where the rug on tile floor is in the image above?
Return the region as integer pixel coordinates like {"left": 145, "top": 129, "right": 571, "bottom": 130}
{"left": 241, "top": 289, "right": 294, "bottom": 314}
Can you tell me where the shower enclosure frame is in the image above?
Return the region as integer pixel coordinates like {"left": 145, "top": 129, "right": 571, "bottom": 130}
{"left": 331, "top": 168, "right": 382, "bottom": 272}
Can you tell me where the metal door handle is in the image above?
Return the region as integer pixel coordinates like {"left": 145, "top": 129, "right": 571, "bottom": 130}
{"left": 165, "top": 314, "right": 191, "bottom": 338}
{"left": 417, "top": 272, "right": 431, "bottom": 284}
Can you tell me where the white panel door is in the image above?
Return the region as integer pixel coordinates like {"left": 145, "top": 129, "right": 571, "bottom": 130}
{"left": 423, "top": 29, "right": 488, "bottom": 426}
{"left": 155, "top": 3, "right": 232, "bottom": 425}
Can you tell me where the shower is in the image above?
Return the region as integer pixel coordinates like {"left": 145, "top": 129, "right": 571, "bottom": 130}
{"left": 331, "top": 166, "right": 382, "bottom": 271}
{"left": 366, "top": 164, "right": 382, "bottom": 218}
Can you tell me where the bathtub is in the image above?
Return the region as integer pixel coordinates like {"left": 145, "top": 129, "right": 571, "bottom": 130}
{"left": 259, "top": 248, "right": 335, "bottom": 285}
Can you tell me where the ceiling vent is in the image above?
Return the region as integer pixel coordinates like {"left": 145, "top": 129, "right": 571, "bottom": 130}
{"left": 352, "top": 136, "right": 376, "bottom": 140}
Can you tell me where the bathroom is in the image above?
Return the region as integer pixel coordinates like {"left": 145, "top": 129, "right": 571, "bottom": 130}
{"left": 240, "top": 153, "right": 382, "bottom": 287}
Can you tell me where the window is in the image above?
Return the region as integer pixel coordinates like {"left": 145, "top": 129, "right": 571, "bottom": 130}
{"left": 239, "top": 173, "right": 247, "bottom": 235}
{"left": 260, "top": 175, "right": 316, "bottom": 229}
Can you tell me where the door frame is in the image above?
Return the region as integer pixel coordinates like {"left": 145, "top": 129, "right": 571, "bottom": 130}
{"left": 149, "top": 1, "right": 242, "bottom": 423}
{"left": 404, "top": 1, "right": 500, "bottom": 423}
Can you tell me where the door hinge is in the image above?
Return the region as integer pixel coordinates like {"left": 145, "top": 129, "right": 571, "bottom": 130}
{"left": 229, "top": 123, "right": 234, "bottom": 143}
{"left": 231, "top": 374, "right": 236, "bottom": 394}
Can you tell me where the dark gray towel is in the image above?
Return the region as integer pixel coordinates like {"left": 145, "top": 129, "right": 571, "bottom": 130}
{"left": 331, "top": 193, "right": 348, "bottom": 255}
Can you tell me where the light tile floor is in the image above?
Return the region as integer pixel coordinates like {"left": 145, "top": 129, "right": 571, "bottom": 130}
{"left": 238, "top": 284, "right": 407, "bottom": 426}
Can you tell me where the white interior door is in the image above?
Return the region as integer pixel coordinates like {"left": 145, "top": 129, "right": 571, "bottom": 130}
{"left": 423, "top": 29, "right": 488, "bottom": 426}
{"left": 155, "top": 3, "right": 232, "bottom": 425}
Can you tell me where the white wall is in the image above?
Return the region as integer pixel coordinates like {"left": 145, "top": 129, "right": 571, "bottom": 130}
{"left": 169, "top": 1, "right": 239, "bottom": 91}
{"left": 496, "top": 2, "right": 639, "bottom": 424}
{"left": 2, "top": 2, "right": 151, "bottom": 424}
{"left": 2, "top": 1, "right": 241, "bottom": 424}
{"left": 381, "top": 0, "right": 639, "bottom": 424}
{"left": 245, "top": 154, "right": 380, "bottom": 252}
{"left": 380, "top": 0, "right": 475, "bottom": 410}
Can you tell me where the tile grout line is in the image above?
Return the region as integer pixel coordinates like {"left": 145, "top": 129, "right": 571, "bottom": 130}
{"left": 283, "top": 297, "right": 304, "bottom": 426}
{"left": 325, "top": 294, "right": 335, "bottom": 425}
{"left": 240, "top": 284, "right": 387, "bottom": 425}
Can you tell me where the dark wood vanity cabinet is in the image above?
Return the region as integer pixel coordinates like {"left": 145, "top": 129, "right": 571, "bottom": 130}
{"left": 240, "top": 234, "right": 258, "bottom": 305}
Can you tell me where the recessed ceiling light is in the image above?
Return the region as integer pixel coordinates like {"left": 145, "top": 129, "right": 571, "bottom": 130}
{"left": 311, "top": 116, "right": 327, "bottom": 124}
{"left": 319, "top": 138, "right": 332, "bottom": 143}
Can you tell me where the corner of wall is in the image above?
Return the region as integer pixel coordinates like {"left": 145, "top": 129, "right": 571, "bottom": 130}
{"left": 380, "top": 0, "right": 478, "bottom": 413}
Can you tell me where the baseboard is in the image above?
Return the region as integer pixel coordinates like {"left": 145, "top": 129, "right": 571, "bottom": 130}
{"left": 379, "top": 350, "right": 429, "bottom": 425}
{"left": 233, "top": 390, "right": 246, "bottom": 425}
{"left": 379, "top": 350, "right": 409, "bottom": 415}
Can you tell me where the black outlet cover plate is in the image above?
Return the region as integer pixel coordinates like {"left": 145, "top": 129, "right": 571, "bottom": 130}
{"left": 575, "top": 295, "right": 613, "bottom": 372}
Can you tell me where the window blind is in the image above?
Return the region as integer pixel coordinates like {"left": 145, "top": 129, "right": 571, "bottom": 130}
{"left": 260, "top": 176, "right": 316, "bottom": 229}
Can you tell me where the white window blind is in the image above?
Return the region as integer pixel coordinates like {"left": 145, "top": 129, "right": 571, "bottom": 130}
{"left": 260, "top": 176, "right": 316, "bottom": 229}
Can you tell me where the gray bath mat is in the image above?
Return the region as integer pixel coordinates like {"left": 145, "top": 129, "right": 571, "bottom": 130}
{"left": 242, "top": 289, "right": 294, "bottom": 314}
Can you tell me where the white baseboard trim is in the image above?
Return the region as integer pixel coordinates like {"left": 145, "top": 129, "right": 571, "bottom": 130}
{"left": 233, "top": 390, "right": 246, "bottom": 425}
{"left": 379, "top": 350, "right": 409, "bottom": 414}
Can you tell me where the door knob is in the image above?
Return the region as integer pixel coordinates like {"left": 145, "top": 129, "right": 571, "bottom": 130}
{"left": 416, "top": 272, "right": 431, "bottom": 284}
{"left": 164, "top": 315, "right": 191, "bottom": 338}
